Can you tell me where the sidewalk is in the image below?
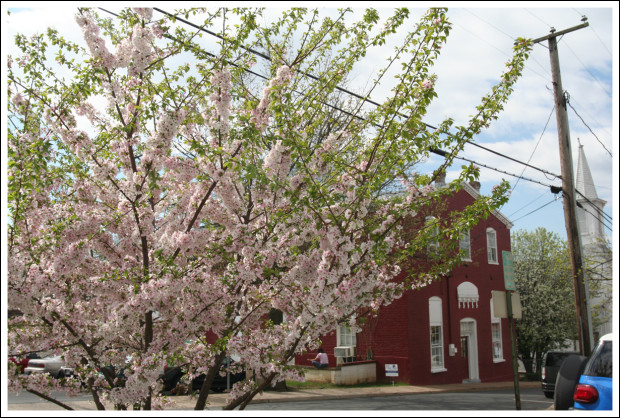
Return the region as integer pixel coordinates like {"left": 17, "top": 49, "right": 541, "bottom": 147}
{"left": 7, "top": 381, "right": 542, "bottom": 411}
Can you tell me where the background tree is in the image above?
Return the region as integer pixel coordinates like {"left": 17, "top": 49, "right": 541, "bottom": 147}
{"left": 582, "top": 237, "right": 613, "bottom": 339}
{"left": 7, "top": 7, "right": 531, "bottom": 410}
{"left": 512, "top": 228, "right": 578, "bottom": 376}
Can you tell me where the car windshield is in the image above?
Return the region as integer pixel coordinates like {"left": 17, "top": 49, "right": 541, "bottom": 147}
{"left": 583, "top": 341, "right": 612, "bottom": 378}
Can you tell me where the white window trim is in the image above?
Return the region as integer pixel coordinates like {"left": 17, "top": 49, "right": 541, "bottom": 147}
{"left": 429, "top": 297, "right": 445, "bottom": 372}
{"left": 490, "top": 299, "right": 504, "bottom": 362}
{"left": 459, "top": 230, "right": 472, "bottom": 262}
{"left": 486, "top": 228, "right": 499, "bottom": 265}
{"left": 426, "top": 216, "right": 440, "bottom": 255}
{"left": 337, "top": 324, "right": 357, "bottom": 348}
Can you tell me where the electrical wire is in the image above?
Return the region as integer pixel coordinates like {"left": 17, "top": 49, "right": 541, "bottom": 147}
{"left": 152, "top": 7, "right": 566, "bottom": 182}
{"left": 572, "top": 8, "right": 613, "bottom": 57}
{"left": 567, "top": 100, "right": 613, "bottom": 157}
{"left": 565, "top": 95, "right": 613, "bottom": 140}
{"left": 457, "top": 9, "right": 551, "bottom": 83}
{"left": 429, "top": 148, "right": 560, "bottom": 189}
{"left": 562, "top": 42, "right": 612, "bottom": 97}
{"left": 576, "top": 201, "right": 613, "bottom": 233}
{"left": 524, "top": 8, "right": 553, "bottom": 29}
{"left": 511, "top": 195, "right": 562, "bottom": 223}
{"left": 575, "top": 190, "right": 613, "bottom": 224}
{"left": 508, "top": 188, "right": 550, "bottom": 218}
{"left": 465, "top": 139, "right": 561, "bottom": 180}
{"left": 509, "top": 105, "right": 556, "bottom": 195}
{"left": 98, "top": 7, "right": 571, "bottom": 195}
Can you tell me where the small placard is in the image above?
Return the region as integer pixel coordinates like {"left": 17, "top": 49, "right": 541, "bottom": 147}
{"left": 385, "top": 364, "right": 399, "bottom": 377}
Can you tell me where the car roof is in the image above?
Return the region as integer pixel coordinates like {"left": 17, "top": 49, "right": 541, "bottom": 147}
{"left": 599, "top": 333, "right": 613, "bottom": 342}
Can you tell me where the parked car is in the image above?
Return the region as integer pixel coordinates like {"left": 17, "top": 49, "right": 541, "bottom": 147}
{"left": 553, "top": 333, "right": 613, "bottom": 410}
{"left": 541, "top": 350, "right": 579, "bottom": 398}
{"left": 24, "top": 355, "right": 73, "bottom": 378}
{"left": 573, "top": 333, "right": 613, "bottom": 411}
{"left": 160, "top": 358, "right": 246, "bottom": 395}
{"left": 9, "top": 352, "right": 41, "bottom": 374}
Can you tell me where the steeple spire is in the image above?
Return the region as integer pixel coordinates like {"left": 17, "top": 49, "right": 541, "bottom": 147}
{"left": 575, "top": 142, "right": 601, "bottom": 202}
{"left": 575, "top": 142, "right": 606, "bottom": 244}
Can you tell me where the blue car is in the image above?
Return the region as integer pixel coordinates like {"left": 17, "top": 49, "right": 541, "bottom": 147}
{"left": 573, "top": 333, "right": 613, "bottom": 411}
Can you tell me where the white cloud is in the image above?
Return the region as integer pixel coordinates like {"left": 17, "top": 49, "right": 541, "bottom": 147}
{"left": 3, "top": 3, "right": 616, "bottom": 241}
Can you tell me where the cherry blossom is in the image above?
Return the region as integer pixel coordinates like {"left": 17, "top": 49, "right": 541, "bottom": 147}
{"left": 7, "top": 6, "right": 530, "bottom": 411}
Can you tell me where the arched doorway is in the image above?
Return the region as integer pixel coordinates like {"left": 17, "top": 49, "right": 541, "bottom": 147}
{"left": 460, "top": 318, "right": 480, "bottom": 383}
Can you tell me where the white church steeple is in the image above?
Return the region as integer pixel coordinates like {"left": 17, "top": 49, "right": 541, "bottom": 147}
{"left": 574, "top": 142, "right": 612, "bottom": 338}
{"left": 575, "top": 142, "right": 607, "bottom": 246}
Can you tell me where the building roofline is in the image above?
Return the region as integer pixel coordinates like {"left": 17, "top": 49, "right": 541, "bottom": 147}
{"left": 461, "top": 182, "right": 514, "bottom": 230}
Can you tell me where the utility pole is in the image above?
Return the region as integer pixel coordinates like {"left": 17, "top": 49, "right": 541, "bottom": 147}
{"left": 532, "top": 19, "right": 593, "bottom": 356}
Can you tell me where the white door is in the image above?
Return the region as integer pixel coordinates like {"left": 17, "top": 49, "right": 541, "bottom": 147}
{"left": 460, "top": 319, "right": 480, "bottom": 382}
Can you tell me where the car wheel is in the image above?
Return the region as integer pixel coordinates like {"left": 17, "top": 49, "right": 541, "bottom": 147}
{"left": 554, "top": 354, "right": 587, "bottom": 410}
{"left": 543, "top": 391, "right": 554, "bottom": 399}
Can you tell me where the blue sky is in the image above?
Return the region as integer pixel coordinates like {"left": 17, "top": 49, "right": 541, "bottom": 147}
{"left": 3, "top": 3, "right": 617, "bottom": 245}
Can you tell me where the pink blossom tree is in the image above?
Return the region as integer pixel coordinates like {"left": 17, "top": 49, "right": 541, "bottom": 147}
{"left": 7, "top": 7, "right": 531, "bottom": 410}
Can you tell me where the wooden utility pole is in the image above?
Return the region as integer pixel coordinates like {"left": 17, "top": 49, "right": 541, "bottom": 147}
{"left": 532, "top": 20, "right": 593, "bottom": 356}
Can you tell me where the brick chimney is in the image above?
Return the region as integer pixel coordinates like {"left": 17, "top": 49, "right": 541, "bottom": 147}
{"left": 435, "top": 172, "right": 446, "bottom": 188}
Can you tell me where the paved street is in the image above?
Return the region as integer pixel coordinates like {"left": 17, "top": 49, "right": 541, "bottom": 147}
{"left": 244, "top": 388, "right": 552, "bottom": 410}
{"left": 5, "top": 381, "right": 546, "bottom": 411}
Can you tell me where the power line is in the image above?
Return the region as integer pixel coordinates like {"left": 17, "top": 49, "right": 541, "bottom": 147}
{"left": 465, "top": 140, "right": 561, "bottom": 180}
{"left": 150, "top": 7, "right": 567, "bottom": 182}
{"left": 430, "top": 148, "right": 560, "bottom": 189}
{"left": 566, "top": 99, "right": 613, "bottom": 157}
{"left": 152, "top": 8, "right": 387, "bottom": 112}
{"left": 458, "top": 9, "right": 551, "bottom": 83}
{"left": 575, "top": 190, "right": 613, "bottom": 224}
{"left": 101, "top": 7, "right": 566, "bottom": 193}
{"left": 572, "top": 9, "right": 613, "bottom": 57}
{"left": 576, "top": 201, "right": 613, "bottom": 233}
{"left": 565, "top": 94, "right": 613, "bottom": 139}
{"left": 508, "top": 188, "right": 552, "bottom": 218}
{"left": 524, "top": 8, "right": 553, "bottom": 29}
{"left": 509, "top": 105, "right": 556, "bottom": 195}
{"left": 511, "top": 195, "right": 562, "bottom": 223}
{"left": 562, "top": 41, "right": 612, "bottom": 97}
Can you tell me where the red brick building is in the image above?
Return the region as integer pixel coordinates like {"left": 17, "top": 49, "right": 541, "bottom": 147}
{"left": 297, "top": 180, "right": 516, "bottom": 385}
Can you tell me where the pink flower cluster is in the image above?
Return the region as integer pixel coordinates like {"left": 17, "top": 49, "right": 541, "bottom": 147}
{"left": 206, "top": 68, "right": 233, "bottom": 136}
{"left": 76, "top": 11, "right": 117, "bottom": 69}
{"left": 76, "top": 10, "right": 155, "bottom": 74}
{"left": 133, "top": 8, "right": 153, "bottom": 20}
{"left": 251, "top": 65, "right": 293, "bottom": 131}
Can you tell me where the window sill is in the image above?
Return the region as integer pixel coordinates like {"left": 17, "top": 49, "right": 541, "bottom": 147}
{"left": 493, "top": 358, "right": 505, "bottom": 363}
{"left": 431, "top": 367, "right": 447, "bottom": 373}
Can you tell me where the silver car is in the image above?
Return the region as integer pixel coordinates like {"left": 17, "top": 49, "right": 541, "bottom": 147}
{"left": 24, "top": 355, "right": 73, "bottom": 378}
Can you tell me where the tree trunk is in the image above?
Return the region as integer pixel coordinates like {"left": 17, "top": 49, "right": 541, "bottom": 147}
{"left": 194, "top": 352, "right": 227, "bottom": 410}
